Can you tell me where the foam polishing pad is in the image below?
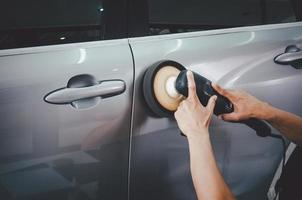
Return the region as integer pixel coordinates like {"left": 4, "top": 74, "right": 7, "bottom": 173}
{"left": 143, "top": 60, "right": 186, "bottom": 117}
{"left": 153, "top": 66, "right": 183, "bottom": 111}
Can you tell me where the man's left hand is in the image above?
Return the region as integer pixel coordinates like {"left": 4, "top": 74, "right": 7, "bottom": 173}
{"left": 174, "top": 71, "right": 217, "bottom": 139}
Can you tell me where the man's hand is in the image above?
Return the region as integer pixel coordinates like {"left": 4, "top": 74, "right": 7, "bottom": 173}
{"left": 175, "top": 72, "right": 235, "bottom": 200}
{"left": 212, "top": 83, "right": 270, "bottom": 121}
{"left": 174, "top": 71, "right": 217, "bottom": 139}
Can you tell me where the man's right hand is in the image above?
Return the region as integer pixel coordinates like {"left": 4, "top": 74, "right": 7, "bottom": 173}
{"left": 212, "top": 83, "right": 302, "bottom": 146}
{"left": 212, "top": 83, "right": 271, "bottom": 121}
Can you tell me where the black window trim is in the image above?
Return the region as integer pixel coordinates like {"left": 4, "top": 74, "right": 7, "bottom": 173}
{"left": 128, "top": 0, "right": 302, "bottom": 38}
{"left": 0, "top": 0, "right": 129, "bottom": 50}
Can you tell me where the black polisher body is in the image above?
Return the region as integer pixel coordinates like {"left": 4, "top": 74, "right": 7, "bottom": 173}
{"left": 175, "top": 70, "right": 272, "bottom": 137}
{"left": 176, "top": 70, "right": 233, "bottom": 115}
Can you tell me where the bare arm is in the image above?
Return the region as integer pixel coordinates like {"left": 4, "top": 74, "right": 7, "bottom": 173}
{"left": 259, "top": 105, "right": 302, "bottom": 146}
{"left": 212, "top": 83, "right": 302, "bottom": 146}
{"left": 174, "top": 71, "right": 235, "bottom": 200}
{"left": 187, "top": 134, "right": 235, "bottom": 200}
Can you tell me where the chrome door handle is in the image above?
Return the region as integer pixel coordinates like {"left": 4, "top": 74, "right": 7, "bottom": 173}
{"left": 45, "top": 80, "right": 125, "bottom": 104}
{"left": 274, "top": 51, "right": 302, "bottom": 64}
{"left": 274, "top": 45, "right": 302, "bottom": 67}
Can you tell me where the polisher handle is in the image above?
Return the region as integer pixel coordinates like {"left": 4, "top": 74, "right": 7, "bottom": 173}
{"left": 175, "top": 70, "right": 271, "bottom": 137}
{"left": 175, "top": 70, "right": 233, "bottom": 115}
{"left": 241, "top": 119, "right": 271, "bottom": 137}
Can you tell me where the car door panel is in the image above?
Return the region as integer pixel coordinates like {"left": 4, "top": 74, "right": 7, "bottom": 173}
{"left": 0, "top": 40, "right": 133, "bottom": 200}
{"left": 129, "top": 23, "right": 302, "bottom": 200}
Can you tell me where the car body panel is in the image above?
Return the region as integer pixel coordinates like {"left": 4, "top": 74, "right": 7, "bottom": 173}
{"left": 129, "top": 22, "right": 302, "bottom": 200}
{"left": 0, "top": 39, "right": 133, "bottom": 200}
{"left": 1, "top": 0, "right": 301, "bottom": 198}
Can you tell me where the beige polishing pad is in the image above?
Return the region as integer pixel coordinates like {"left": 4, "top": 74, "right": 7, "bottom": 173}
{"left": 153, "top": 66, "right": 184, "bottom": 111}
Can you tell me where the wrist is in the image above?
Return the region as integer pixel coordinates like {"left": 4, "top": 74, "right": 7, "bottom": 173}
{"left": 254, "top": 101, "right": 275, "bottom": 121}
{"left": 187, "top": 131, "right": 210, "bottom": 144}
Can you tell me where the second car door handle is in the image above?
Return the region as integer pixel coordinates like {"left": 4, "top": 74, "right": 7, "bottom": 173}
{"left": 274, "top": 45, "right": 302, "bottom": 66}
{"left": 45, "top": 80, "right": 125, "bottom": 104}
{"left": 274, "top": 51, "right": 302, "bottom": 64}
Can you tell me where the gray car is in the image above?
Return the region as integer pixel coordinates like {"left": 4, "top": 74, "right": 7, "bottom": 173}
{"left": 0, "top": 0, "right": 301, "bottom": 199}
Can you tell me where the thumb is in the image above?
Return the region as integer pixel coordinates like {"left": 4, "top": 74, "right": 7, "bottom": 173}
{"left": 206, "top": 95, "right": 217, "bottom": 115}
{"left": 219, "top": 113, "right": 240, "bottom": 122}
{"left": 187, "top": 71, "right": 197, "bottom": 100}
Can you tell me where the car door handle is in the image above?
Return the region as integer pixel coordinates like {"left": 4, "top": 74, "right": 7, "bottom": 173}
{"left": 274, "top": 51, "right": 302, "bottom": 64}
{"left": 274, "top": 45, "right": 302, "bottom": 67}
{"left": 45, "top": 80, "right": 125, "bottom": 104}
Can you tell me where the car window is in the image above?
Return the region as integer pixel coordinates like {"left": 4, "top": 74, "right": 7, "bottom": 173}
{"left": 0, "top": 0, "right": 127, "bottom": 49}
{"left": 147, "top": 0, "right": 299, "bottom": 36}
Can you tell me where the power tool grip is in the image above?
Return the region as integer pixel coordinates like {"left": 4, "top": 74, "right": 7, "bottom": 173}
{"left": 175, "top": 70, "right": 271, "bottom": 136}
{"left": 176, "top": 70, "right": 233, "bottom": 114}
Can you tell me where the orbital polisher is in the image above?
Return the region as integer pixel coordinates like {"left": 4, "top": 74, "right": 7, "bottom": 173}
{"left": 143, "top": 60, "right": 272, "bottom": 137}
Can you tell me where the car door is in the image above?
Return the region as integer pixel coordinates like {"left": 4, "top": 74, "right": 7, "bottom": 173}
{"left": 128, "top": 0, "right": 302, "bottom": 199}
{"left": 0, "top": 0, "right": 133, "bottom": 200}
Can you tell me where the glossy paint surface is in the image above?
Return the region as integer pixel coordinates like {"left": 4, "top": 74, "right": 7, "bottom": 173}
{"left": 129, "top": 23, "right": 302, "bottom": 200}
{"left": 0, "top": 20, "right": 302, "bottom": 200}
{"left": 0, "top": 40, "right": 133, "bottom": 200}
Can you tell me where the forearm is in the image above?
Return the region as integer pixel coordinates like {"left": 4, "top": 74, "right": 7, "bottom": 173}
{"left": 258, "top": 104, "right": 302, "bottom": 146}
{"left": 187, "top": 134, "right": 235, "bottom": 200}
